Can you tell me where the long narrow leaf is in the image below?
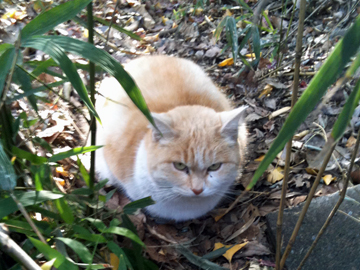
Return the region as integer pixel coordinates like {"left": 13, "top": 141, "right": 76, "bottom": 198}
{"left": 103, "top": 227, "right": 145, "bottom": 247}
{"left": 28, "top": 237, "right": 78, "bottom": 270}
{"left": 20, "top": 38, "right": 99, "bottom": 121}
{"left": 21, "top": 0, "right": 92, "bottom": 42}
{"left": 0, "top": 142, "right": 16, "bottom": 191}
{"left": 22, "top": 36, "right": 154, "bottom": 126}
{"left": 55, "top": 198, "right": 75, "bottom": 224}
{"left": 93, "top": 16, "right": 141, "bottom": 41}
{"left": 251, "top": 24, "right": 261, "bottom": 60}
{"left": 49, "top": 145, "right": 102, "bottom": 163}
{"left": 56, "top": 237, "right": 92, "bottom": 263}
{"left": 247, "top": 15, "right": 360, "bottom": 190}
{"left": 225, "top": 17, "right": 238, "bottom": 62}
{"left": 0, "top": 45, "right": 15, "bottom": 96}
{"left": 12, "top": 146, "right": 47, "bottom": 165}
{"left": 12, "top": 66, "right": 38, "bottom": 111}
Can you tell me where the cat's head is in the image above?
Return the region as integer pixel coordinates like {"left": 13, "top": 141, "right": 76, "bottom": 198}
{"left": 144, "top": 105, "right": 247, "bottom": 199}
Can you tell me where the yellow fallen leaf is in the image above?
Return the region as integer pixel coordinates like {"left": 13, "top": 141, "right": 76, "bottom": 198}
{"left": 245, "top": 52, "right": 263, "bottom": 58}
{"left": 161, "top": 16, "right": 168, "bottom": 25}
{"left": 56, "top": 166, "right": 69, "bottom": 177}
{"left": 258, "top": 84, "right": 273, "bottom": 98}
{"left": 267, "top": 167, "right": 284, "bottom": 183}
{"left": 305, "top": 167, "right": 318, "bottom": 175}
{"left": 214, "top": 242, "right": 248, "bottom": 262}
{"left": 142, "top": 33, "right": 159, "bottom": 43}
{"left": 154, "top": 2, "right": 162, "bottom": 10}
{"left": 83, "top": 29, "right": 89, "bottom": 38}
{"left": 223, "top": 9, "right": 233, "bottom": 17}
{"left": 322, "top": 174, "right": 336, "bottom": 185}
{"left": 41, "top": 258, "right": 56, "bottom": 270}
{"left": 254, "top": 155, "right": 265, "bottom": 162}
{"left": 218, "top": 58, "right": 234, "bottom": 67}
{"left": 294, "top": 130, "right": 310, "bottom": 140}
{"left": 110, "top": 253, "right": 119, "bottom": 270}
{"left": 346, "top": 136, "right": 357, "bottom": 148}
{"left": 2, "top": 10, "right": 16, "bottom": 19}
{"left": 195, "top": 8, "right": 203, "bottom": 16}
{"left": 158, "top": 249, "right": 165, "bottom": 256}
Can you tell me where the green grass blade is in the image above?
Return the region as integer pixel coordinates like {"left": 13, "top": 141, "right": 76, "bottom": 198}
{"left": 103, "top": 227, "right": 145, "bottom": 247}
{"left": 49, "top": 146, "right": 102, "bottom": 163}
{"left": 0, "top": 191, "right": 64, "bottom": 219}
{"left": 225, "top": 16, "right": 238, "bottom": 62}
{"left": 93, "top": 16, "right": 141, "bottom": 41}
{"left": 28, "top": 237, "right": 78, "bottom": 270}
{"left": 0, "top": 45, "right": 15, "bottom": 96}
{"left": 12, "top": 146, "right": 47, "bottom": 165}
{"left": 247, "top": 15, "right": 360, "bottom": 190}
{"left": 23, "top": 35, "right": 154, "bottom": 126}
{"left": 12, "top": 66, "right": 38, "bottom": 111}
{"left": 21, "top": 37, "right": 99, "bottom": 121}
{"left": 234, "top": 0, "right": 253, "bottom": 13}
{"left": 0, "top": 142, "right": 16, "bottom": 191}
{"left": 332, "top": 78, "right": 360, "bottom": 140}
{"left": 107, "top": 241, "right": 134, "bottom": 270}
{"left": 262, "top": 11, "right": 274, "bottom": 32}
{"left": 21, "top": 0, "right": 92, "bottom": 42}
{"left": 56, "top": 237, "right": 92, "bottom": 263}
{"left": 55, "top": 197, "right": 74, "bottom": 224}
{"left": 251, "top": 24, "right": 261, "bottom": 60}
{"left": 214, "top": 16, "right": 227, "bottom": 41}
{"left": 123, "top": 197, "right": 155, "bottom": 215}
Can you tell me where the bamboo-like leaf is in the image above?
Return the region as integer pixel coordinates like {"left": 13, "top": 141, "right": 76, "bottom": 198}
{"left": 77, "top": 157, "right": 90, "bottom": 187}
{"left": 22, "top": 36, "right": 154, "bottom": 126}
{"left": 93, "top": 16, "right": 141, "bottom": 41}
{"left": 28, "top": 237, "right": 78, "bottom": 270}
{"left": 247, "top": 15, "right": 360, "bottom": 190}
{"left": 0, "top": 191, "right": 63, "bottom": 220}
{"left": 73, "top": 225, "right": 107, "bottom": 243}
{"left": 234, "top": 0, "right": 253, "bottom": 13}
{"left": 21, "top": 0, "right": 92, "bottom": 42}
{"left": 56, "top": 237, "right": 92, "bottom": 263}
{"left": 12, "top": 66, "right": 38, "bottom": 111}
{"left": 103, "top": 227, "right": 145, "bottom": 247}
{"left": 0, "top": 142, "right": 16, "bottom": 191}
{"left": 214, "top": 16, "right": 228, "bottom": 41}
{"left": 225, "top": 17, "right": 238, "bottom": 62}
{"left": 49, "top": 146, "right": 102, "bottom": 163}
{"left": 176, "top": 245, "right": 228, "bottom": 270}
{"left": 251, "top": 24, "right": 261, "bottom": 60}
{"left": 20, "top": 38, "right": 100, "bottom": 121}
{"left": 12, "top": 146, "right": 47, "bottom": 165}
{"left": 123, "top": 197, "right": 155, "bottom": 215}
{"left": 107, "top": 241, "right": 133, "bottom": 270}
{"left": 0, "top": 44, "right": 15, "bottom": 96}
{"left": 55, "top": 197, "right": 74, "bottom": 224}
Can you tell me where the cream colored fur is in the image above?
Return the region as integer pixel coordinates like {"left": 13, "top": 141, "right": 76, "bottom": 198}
{"left": 96, "top": 55, "right": 246, "bottom": 221}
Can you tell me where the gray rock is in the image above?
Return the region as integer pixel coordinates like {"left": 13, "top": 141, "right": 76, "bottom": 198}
{"left": 267, "top": 185, "right": 360, "bottom": 270}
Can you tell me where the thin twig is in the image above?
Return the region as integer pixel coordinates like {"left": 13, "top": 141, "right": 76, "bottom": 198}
{"left": 275, "top": 1, "right": 306, "bottom": 268}
{"left": 0, "top": 224, "right": 42, "bottom": 270}
{"left": 9, "top": 192, "right": 47, "bottom": 244}
{"left": 296, "top": 133, "right": 360, "bottom": 270}
{"left": 280, "top": 144, "right": 336, "bottom": 269}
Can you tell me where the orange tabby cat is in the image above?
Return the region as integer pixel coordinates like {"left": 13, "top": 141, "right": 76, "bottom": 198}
{"left": 96, "top": 55, "right": 247, "bottom": 221}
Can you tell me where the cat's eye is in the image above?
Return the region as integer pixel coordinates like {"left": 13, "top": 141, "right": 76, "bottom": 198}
{"left": 208, "top": 163, "right": 222, "bottom": 171}
{"left": 173, "top": 162, "right": 188, "bottom": 171}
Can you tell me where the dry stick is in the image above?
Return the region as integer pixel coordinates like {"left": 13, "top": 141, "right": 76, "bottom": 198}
{"left": 275, "top": 0, "right": 306, "bottom": 268}
{"left": 279, "top": 144, "right": 336, "bottom": 269}
{"left": 296, "top": 134, "right": 360, "bottom": 270}
{"left": 88, "top": 2, "right": 96, "bottom": 192}
{"left": 0, "top": 224, "right": 42, "bottom": 270}
{"left": 9, "top": 193, "right": 47, "bottom": 244}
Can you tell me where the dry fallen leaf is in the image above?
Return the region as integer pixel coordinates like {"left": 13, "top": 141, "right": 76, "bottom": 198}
{"left": 245, "top": 52, "right": 262, "bottom": 58}
{"left": 218, "top": 58, "right": 234, "bottom": 67}
{"left": 254, "top": 155, "right": 265, "bottom": 162}
{"left": 305, "top": 167, "right": 318, "bottom": 175}
{"left": 258, "top": 84, "right": 273, "bottom": 98}
{"left": 56, "top": 166, "right": 69, "bottom": 177}
{"left": 110, "top": 253, "right": 119, "bottom": 270}
{"left": 223, "top": 9, "right": 233, "bottom": 17}
{"left": 267, "top": 167, "right": 284, "bottom": 183}
{"left": 322, "top": 174, "right": 336, "bottom": 185}
{"left": 214, "top": 242, "right": 248, "bottom": 262}
{"left": 346, "top": 136, "right": 357, "bottom": 148}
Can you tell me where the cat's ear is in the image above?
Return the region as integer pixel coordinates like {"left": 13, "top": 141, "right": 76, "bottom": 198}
{"left": 219, "top": 106, "right": 247, "bottom": 141}
{"left": 150, "top": 113, "right": 175, "bottom": 142}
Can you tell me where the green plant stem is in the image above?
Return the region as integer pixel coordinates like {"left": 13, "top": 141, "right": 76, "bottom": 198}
{"left": 280, "top": 144, "right": 336, "bottom": 269}
{"left": 296, "top": 133, "right": 360, "bottom": 269}
{"left": 275, "top": 0, "right": 306, "bottom": 269}
{"left": 87, "top": 2, "right": 96, "bottom": 191}
{"left": 10, "top": 192, "right": 47, "bottom": 244}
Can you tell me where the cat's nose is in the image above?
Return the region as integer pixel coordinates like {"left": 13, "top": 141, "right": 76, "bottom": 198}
{"left": 191, "top": 188, "right": 203, "bottom": 195}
